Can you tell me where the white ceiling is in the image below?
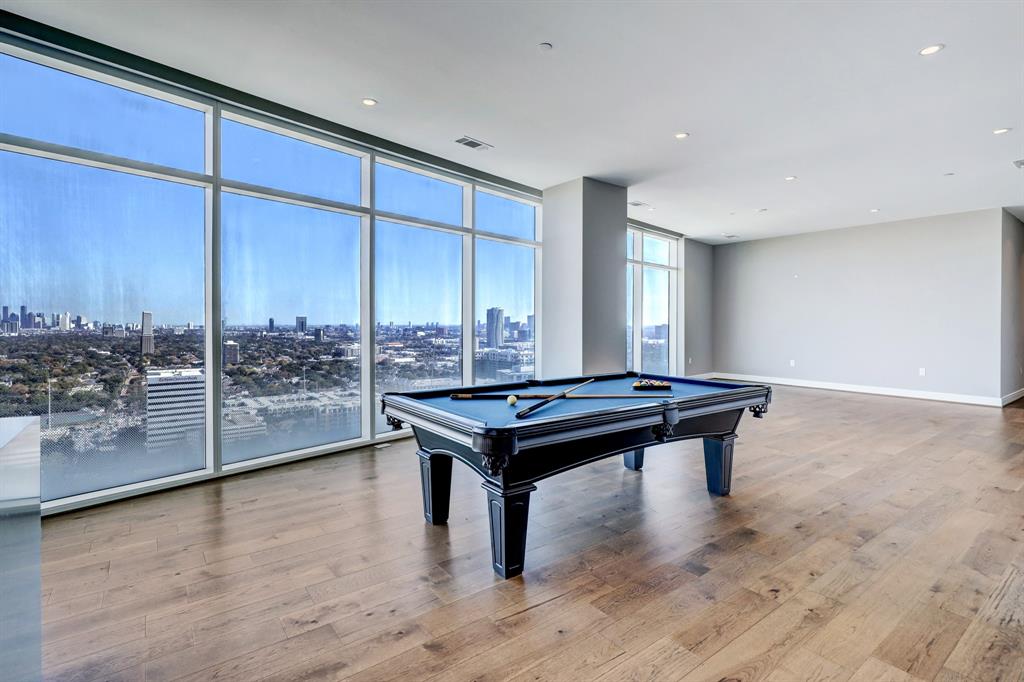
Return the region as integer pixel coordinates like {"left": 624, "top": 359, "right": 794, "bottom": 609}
{"left": 3, "top": 0, "right": 1023, "bottom": 243}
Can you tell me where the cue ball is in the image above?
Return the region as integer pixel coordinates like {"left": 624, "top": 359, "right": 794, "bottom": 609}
{"left": 507, "top": 395, "right": 518, "bottom": 406}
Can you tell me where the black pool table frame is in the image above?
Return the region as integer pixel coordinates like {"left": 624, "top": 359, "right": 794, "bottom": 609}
{"left": 381, "top": 371, "right": 771, "bottom": 578}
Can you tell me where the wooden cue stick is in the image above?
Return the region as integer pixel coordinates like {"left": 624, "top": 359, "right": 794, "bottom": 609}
{"left": 514, "top": 378, "right": 594, "bottom": 419}
{"left": 449, "top": 393, "right": 672, "bottom": 400}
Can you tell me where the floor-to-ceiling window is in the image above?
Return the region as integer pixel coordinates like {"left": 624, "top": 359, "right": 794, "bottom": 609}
{"left": 473, "top": 189, "right": 539, "bottom": 384}
{"left": 0, "top": 39, "right": 541, "bottom": 509}
{"left": 0, "top": 51, "right": 210, "bottom": 501}
{"left": 219, "top": 115, "right": 365, "bottom": 464}
{"left": 626, "top": 228, "right": 677, "bottom": 374}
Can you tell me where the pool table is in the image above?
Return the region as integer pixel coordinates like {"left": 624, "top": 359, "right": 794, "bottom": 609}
{"left": 381, "top": 371, "right": 771, "bottom": 578}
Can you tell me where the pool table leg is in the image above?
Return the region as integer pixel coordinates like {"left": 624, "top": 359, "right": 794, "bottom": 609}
{"left": 418, "top": 450, "right": 452, "bottom": 525}
{"left": 623, "top": 448, "right": 645, "bottom": 471}
{"left": 703, "top": 434, "right": 737, "bottom": 495}
{"left": 483, "top": 482, "right": 536, "bottom": 579}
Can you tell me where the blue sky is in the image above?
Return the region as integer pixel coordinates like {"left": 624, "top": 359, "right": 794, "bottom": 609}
{"left": 1, "top": 52, "right": 537, "bottom": 328}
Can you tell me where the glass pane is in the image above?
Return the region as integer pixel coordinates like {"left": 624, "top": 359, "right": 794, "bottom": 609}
{"left": 641, "top": 267, "right": 670, "bottom": 374}
{"left": 626, "top": 231, "right": 635, "bottom": 260}
{"left": 220, "top": 193, "right": 361, "bottom": 464}
{"left": 474, "top": 239, "right": 535, "bottom": 384}
{"left": 375, "top": 221, "right": 462, "bottom": 431}
{"left": 643, "top": 234, "right": 671, "bottom": 265}
{"left": 221, "top": 118, "right": 361, "bottom": 204}
{"left": 475, "top": 190, "right": 535, "bottom": 240}
{"left": 0, "top": 152, "right": 206, "bottom": 501}
{"left": 0, "top": 53, "right": 204, "bottom": 172}
{"left": 375, "top": 162, "right": 463, "bottom": 225}
{"left": 626, "top": 266, "right": 633, "bottom": 371}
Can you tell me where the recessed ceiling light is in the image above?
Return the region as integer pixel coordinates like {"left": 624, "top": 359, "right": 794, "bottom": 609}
{"left": 918, "top": 44, "right": 944, "bottom": 56}
{"left": 539, "top": 42, "right": 553, "bottom": 51}
{"left": 757, "top": 208, "right": 768, "bottom": 213}
{"left": 361, "top": 98, "right": 378, "bottom": 107}
{"left": 994, "top": 128, "right": 1012, "bottom": 135}
{"left": 784, "top": 176, "right": 798, "bottom": 181}
{"left": 869, "top": 208, "right": 880, "bottom": 213}
{"left": 674, "top": 132, "right": 690, "bottom": 140}
{"left": 944, "top": 172, "right": 956, "bottom": 176}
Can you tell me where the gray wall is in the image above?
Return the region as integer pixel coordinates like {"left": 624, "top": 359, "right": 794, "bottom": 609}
{"left": 712, "top": 209, "right": 1004, "bottom": 399}
{"left": 581, "top": 179, "right": 628, "bottom": 373}
{"left": 683, "top": 239, "right": 714, "bottom": 375}
{"left": 540, "top": 177, "right": 626, "bottom": 378}
{"left": 1001, "top": 209, "right": 1024, "bottom": 398}
{"left": 539, "top": 178, "right": 584, "bottom": 377}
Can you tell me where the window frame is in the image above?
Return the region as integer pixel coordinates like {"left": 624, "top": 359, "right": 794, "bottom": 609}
{"left": 0, "top": 36, "right": 541, "bottom": 513}
{"left": 627, "top": 226, "right": 679, "bottom": 375}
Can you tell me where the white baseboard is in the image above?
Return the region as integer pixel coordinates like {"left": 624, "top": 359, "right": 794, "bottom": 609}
{"left": 1001, "top": 387, "right": 1024, "bottom": 406}
{"left": 696, "top": 372, "right": 1003, "bottom": 408}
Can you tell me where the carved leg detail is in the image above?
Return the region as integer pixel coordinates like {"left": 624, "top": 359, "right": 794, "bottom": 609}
{"left": 623, "top": 448, "right": 645, "bottom": 471}
{"left": 703, "top": 435, "right": 736, "bottom": 496}
{"left": 483, "top": 482, "right": 535, "bottom": 579}
{"left": 418, "top": 450, "right": 452, "bottom": 525}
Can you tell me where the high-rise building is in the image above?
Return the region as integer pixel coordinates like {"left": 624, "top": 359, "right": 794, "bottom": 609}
{"left": 486, "top": 307, "right": 505, "bottom": 349}
{"left": 314, "top": 328, "right": 325, "bottom": 342}
{"left": 1, "top": 306, "right": 7, "bottom": 324}
{"left": 295, "top": 316, "right": 307, "bottom": 334}
{"left": 58, "top": 312, "right": 70, "bottom": 331}
{"left": 19, "top": 305, "right": 27, "bottom": 328}
{"left": 527, "top": 314, "right": 535, "bottom": 339}
{"left": 268, "top": 317, "right": 275, "bottom": 332}
{"left": 222, "top": 340, "right": 240, "bottom": 365}
{"left": 74, "top": 315, "right": 87, "bottom": 329}
{"left": 140, "top": 311, "right": 154, "bottom": 354}
{"left": 145, "top": 368, "right": 205, "bottom": 449}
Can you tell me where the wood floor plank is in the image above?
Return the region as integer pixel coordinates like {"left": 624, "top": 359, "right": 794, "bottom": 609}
{"left": 37, "top": 386, "right": 1024, "bottom": 681}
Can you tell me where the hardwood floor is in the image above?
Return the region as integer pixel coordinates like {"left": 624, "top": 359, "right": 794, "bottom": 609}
{"left": 40, "top": 386, "right": 1024, "bottom": 681}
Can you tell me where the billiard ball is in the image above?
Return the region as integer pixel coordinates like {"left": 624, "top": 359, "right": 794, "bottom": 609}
{"left": 507, "top": 395, "right": 518, "bottom": 406}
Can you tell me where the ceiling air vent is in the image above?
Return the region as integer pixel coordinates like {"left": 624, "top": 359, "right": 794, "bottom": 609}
{"left": 627, "top": 200, "right": 648, "bottom": 208}
{"left": 1014, "top": 159, "right": 1024, "bottom": 170}
{"left": 454, "top": 136, "right": 493, "bottom": 151}
{"left": 722, "top": 234, "right": 739, "bottom": 240}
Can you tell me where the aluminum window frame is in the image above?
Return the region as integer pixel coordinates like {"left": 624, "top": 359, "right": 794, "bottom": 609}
{"left": 0, "top": 35, "right": 542, "bottom": 514}
{"left": 627, "top": 226, "right": 679, "bottom": 375}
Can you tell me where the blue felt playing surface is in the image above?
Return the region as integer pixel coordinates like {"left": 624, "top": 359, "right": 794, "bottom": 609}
{"left": 417, "top": 376, "right": 744, "bottom": 427}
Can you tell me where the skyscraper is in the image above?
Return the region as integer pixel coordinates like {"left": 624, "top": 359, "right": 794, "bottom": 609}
{"left": 19, "top": 305, "right": 27, "bottom": 328}
{"left": 222, "top": 340, "right": 239, "bottom": 365}
{"left": 268, "top": 317, "right": 275, "bottom": 332}
{"left": 295, "top": 316, "right": 307, "bottom": 334}
{"left": 58, "top": 312, "right": 70, "bottom": 331}
{"left": 527, "top": 314, "right": 535, "bottom": 340}
{"left": 146, "top": 368, "right": 204, "bottom": 449}
{"left": 314, "top": 328, "right": 325, "bottom": 342}
{"left": 486, "top": 307, "right": 505, "bottom": 349}
{"left": 2, "top": 306, "right": 8, "bottom": 324}
{"left": 140, "top": 311, "right": 154, "bottom": 354}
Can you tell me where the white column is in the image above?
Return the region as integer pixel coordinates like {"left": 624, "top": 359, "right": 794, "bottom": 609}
{"left": 540, "top": 177, "right": 627, "bottom": 378}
